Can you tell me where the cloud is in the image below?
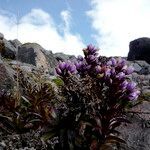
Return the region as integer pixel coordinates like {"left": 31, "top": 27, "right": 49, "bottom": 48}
{"left": 0, "top": 8, "right": 85, "bottom": 56}
{"left": 60, "top": 10, "right": 71, "bottom": 32}
{"left": 87, "top": 0, "right": 150, "bottom": 56}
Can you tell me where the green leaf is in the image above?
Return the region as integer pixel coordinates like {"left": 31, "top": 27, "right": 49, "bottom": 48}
{"left": 105, "top": 135, "right": 126, "bottom": 144}
{"left": 41, "top": 128, "right": 57, "bottom": 141}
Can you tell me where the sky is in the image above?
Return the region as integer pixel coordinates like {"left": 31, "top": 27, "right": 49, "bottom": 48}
{"left": 0, "top": 0, "right": 150, "bottom": 56}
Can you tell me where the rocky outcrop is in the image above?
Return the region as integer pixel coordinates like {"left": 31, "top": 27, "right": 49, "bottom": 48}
{"left": 127, "top": 37, "right": 150, "bottom": 64}
{"left": 116, "top": 60, "right": 150, "bottom": 150}
{"left": 18, "top": 43, "right": 54, "bottom": 72}
{"left": 118, "top": 106, "right": 150, "bottom": 150}
{"left": 9, "top": 39, "right": 22, "bottom": 49}
{"left": 54, "top": 52, "right": 76, "bottom": 62}
{"left": 127, "top": 61, "right": 150, "bottom": 95}
{"left": 0, "top": 33, "right": 16, "bottom": 59}
{"left": 0, "top": 58, "right": 14, "bottom": 91}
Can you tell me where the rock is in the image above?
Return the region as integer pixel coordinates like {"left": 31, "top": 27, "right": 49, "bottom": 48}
{"left": 0, "top": 59, "right": 14, "bottom": 91}
{"left": 1, "top": 39, "right": 16, "bottom": 59}
{"left": 54, "top": 52, "right": 76, "bottom": 62}
{"left": 0, "top": 32, "right": 4, "bottom": 40}
{"left": 42, "top": 50, "right": 58, "bottom": 71}
{"left": 9, "top": 39, "right": 22, "bottom": 48}
{"left": 18, "top": 43, "right": 50, "bottom": 71}
{"left": 117, "top": 101, "right": 150, "bottom": 150}
{"left": 127, "top": 61, "right": 150, "bottom": 75}
{"left": 127, "top": 37, "right": 150, "bottom": 64}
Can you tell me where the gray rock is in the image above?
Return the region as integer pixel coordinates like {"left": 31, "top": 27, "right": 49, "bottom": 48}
{"left": 42, "top": 50, "right": 58, "bottom": 69}
{"left": 118, "top": 101, "right": 150, "bottom": 150}
{"left": 127, "top": 37, "right": 150, "bottom": 64}
{"left": 54, "top": 52, "right": 76, "bottom": 62}
{"left": 127, "top": 61, "right": 150, "bottom": 75}
{"left": 1, "top": 39, "right": 16, "bottom": 59}
{"left": 0, "top": 59, "right": 14, "bottom": 91}
{"left": 9, "top": 39, "right": 22, "bottom": 48}
{"left": 18, "top": 43, "right": 50, "bottom": 70}
{"left": 0, "top": 32, "right": 4, "bottom": 40}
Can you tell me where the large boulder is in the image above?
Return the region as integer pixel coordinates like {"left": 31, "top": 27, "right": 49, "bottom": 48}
{"left": 0, "top": 58, "right": 14, "bottom": 91}
{"left": 127, "top": 37, "right": 150, "bottom": 64}
{"left": 117, "top": 101, "right": 150, "bottom": 150}
{"left": 18, "top": 43, "right": 57, "bottom": 73}
{"left": 0, "top": 33, "right": 4, "bottom": 40}
{"left": 0, "top": 33, "right": 17, "bottom": 59}
{"left": 54, "top": 52, "right": 75, "bottom": 62}
{"left": 127, "top": 61, "right": 150, "bottom": 75}
{"left": 9, "top": 39, "right": 22, "bottom": 49}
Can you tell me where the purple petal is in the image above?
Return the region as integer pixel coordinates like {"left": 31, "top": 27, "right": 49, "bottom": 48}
{"left": 55, "top": 68, "right": 62, "bottom": 75}
{"left": 105, "top": 68, "right": 111, "bottom": 77}
{"left": 120, "top": 80, "right": 128, "bottom": 90}
{"left": 95, "top": 66, "right": 101, "bottom": 73}
{"left": 75, "top": 61, "right": 82, "bottom": 70}
{"left": 111, "top": 58, "right": 117, "bottom": 66}
{"left": 128, "top": 90, "right": 140, "bottom": 100}
{"left": 126, "top": 66, "right": 134, "bottom": 75}
{"left": 59, "top": 62, "right": 66, "bottom": 70}
{"left": 127, "top": 82, "right": 136, "bottom": 91}
{"left": 116, "top": 72, "right": 125, "bottom": 80}
{"left": 77, "top": 55, "right": 84, "bottom": 61}
{"left": 110, "top": 68, "right": 116, "bottom": 76}
{"left": 107, "top": 60, "right": 112, "bottom": 66}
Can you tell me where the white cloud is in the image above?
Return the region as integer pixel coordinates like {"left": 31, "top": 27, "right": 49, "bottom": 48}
{"left": 60, "top": 10, "right": 71, "bottom": 32}
{"left": 87, "top": 0, "right": 150, "bottom": 56}
{"left": 0, "top": 8, "right": 85, "bottom": 56}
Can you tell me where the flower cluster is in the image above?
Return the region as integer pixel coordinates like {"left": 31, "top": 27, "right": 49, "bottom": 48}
{"left": 55, "top": 61, "right": 76, "bottom": 77}
{"left": 56, "top": 45, "right": 140, "bottom": 101}
{"left": 54, "top": 45, "right": 140, "bottom": 149}
{"left": 94, "top": 57, "right": 140, "bottom": 101}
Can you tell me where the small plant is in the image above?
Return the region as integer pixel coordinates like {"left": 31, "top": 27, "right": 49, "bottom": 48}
{"left": 0, "top": 68, "right": 58, "bottom": 134}
{"left": 45, "top": 45, "right": 140, "bottom": 149}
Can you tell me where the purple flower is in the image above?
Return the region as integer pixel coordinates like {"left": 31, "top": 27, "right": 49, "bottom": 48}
{"left": 116, "top": 72, "right": 125, "bottom": 80}
{"left": 120, "top": 80, "right": 128, "bottom": 90}
{"left": 126, "top": 66, "right": 134, "bottom": 75}
{"left": 110, "top": 68, "right": 116, "bottom": 76}
{"left": 75, "top": 61, "right": 82, "bottom": 70}
{"left": 95, "top": 65, "right": 101, "bottom": 73}
{"left": 104, "top": 68, "right": 111, "bottom": 77}
{"left": 84, "top": 44, "right": 98, "bottom": 56}
{"left": 67, "top": 64, "right": 76, "bottom": 74}
{"left": 118, "top": 58, "right": 126, "bottom": 68}
{"left": 128, "top": 90, "right": 140, "bottom": 100}
{"left": 77, "top": 55, "right": 84, "bottom": 61}
{"left": 56, "top": 61, "right": 77, "bottom": 77}
{"left": 59, "top": 62, "right": 66, "bottom": 70}
{"left": 126, "top": 82, "right": 136, "bottom": 91}
{"left": 107, "top": 58, "right": 117, "bottom": 66}
{"left": 86, "top": 65, "right": 91, "bottom": 70}
{"left": 55, "top": 68, "right": 62, "bottom": 75}
{"left": 86, "top": 55, "right": 97, "bottom": 63}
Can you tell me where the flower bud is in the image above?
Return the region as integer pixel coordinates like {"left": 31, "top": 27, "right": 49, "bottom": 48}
{"left": 127, "top": 82, "right": 136, "bottom": 91}
{"left": 116, "top": 72, "right": 125, "bottom": 80}
{"left": 126, "top": 66, "right": 134, "bottom": 75}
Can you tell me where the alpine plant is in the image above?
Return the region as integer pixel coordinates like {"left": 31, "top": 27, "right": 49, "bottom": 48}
{"left": 51, "top": 45, "right": 140, "bottom": 150}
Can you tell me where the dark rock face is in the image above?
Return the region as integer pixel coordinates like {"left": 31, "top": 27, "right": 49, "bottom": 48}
{"left": 18, "top": 45, "right": 36, "bottom": 66}
{"left": 0, "top": 33, "right": 16, "bottom": 59}
{"left": 0, "top": 59, "right": 14, "bottom": 91}
{"left": 18, "top": 43, "right": 50, "bottom": 70}
{"left": 127, "top": 37, "right": 150, "bottom": 64}
{"left": 54, "top": 52, "right": 76, "bottom": 62}
{"left": 9, "top": 39, "right": 22, "bottom": 48}
{"left": 42, "top": 50, "right": 58, "bottom": 68}
{"left": 118, "top": 101, "right": 150, "bottom": 150}
{"left": 0, "top": 33, "right": 4, "bottom": 40}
